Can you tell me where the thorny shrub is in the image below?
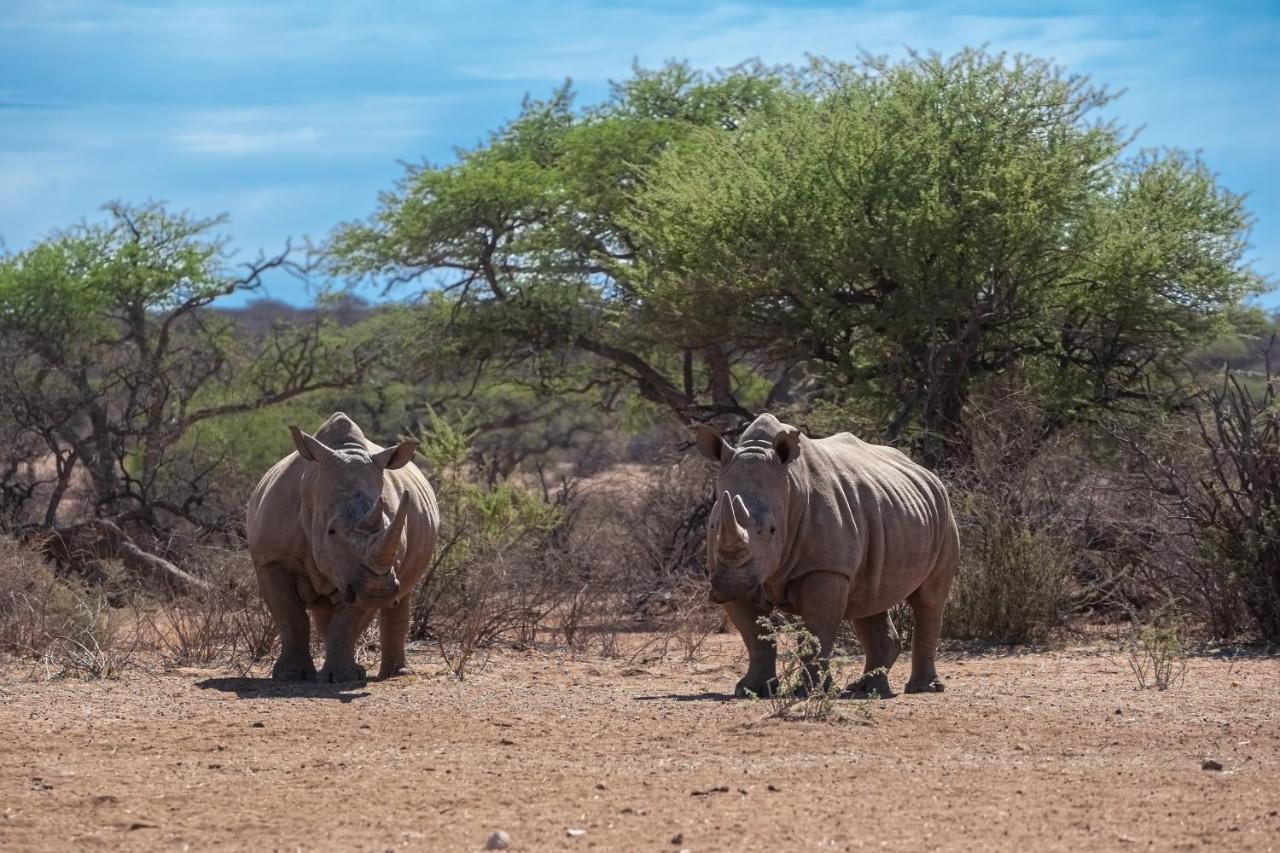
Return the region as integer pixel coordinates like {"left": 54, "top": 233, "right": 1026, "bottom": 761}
{"left": 1124, "top": 362, "right": 1280, "bottom": 641}
{"left": 750, "top": 617, "right": 875, "bottom": 724}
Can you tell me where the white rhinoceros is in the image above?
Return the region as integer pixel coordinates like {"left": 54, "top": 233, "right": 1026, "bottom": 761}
{"left": 696, "top": 413, "right": 959, "bottom": 697}
{"left": 247, "top": 413, "right": 438, "bottom": 683}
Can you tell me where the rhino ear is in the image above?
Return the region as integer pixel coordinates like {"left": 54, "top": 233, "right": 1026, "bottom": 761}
{"left": 695, "top": 425, "right": 729, "bottom": 464}
{"left": 290, "top": 426, "right": 334, "bottom": 463}
{"left": 372, "top": 440, "right": 418, "bottom": 470}
{"left": 773, "top": 427, "right": 801, "bottom": 465}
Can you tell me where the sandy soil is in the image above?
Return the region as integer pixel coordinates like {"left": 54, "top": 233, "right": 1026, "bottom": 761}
{"left": 1, "top": 636, "right": 1277, "bottom": 852}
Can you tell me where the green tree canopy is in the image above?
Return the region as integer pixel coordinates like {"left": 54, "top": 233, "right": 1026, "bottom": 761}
{"left": 332, "top": 50, "right": 1263, "bottom": 465}
{"left": 0, "top": 202, "right": 367, "bottom": 531}
{"left": 629, "top": 50, "right": 1263, "bottom": 462}
{"left": 330, "top": 63, "right": 790, "bottom": 427}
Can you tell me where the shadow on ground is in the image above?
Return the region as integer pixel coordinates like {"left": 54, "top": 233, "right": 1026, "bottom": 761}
{"left": 634, "top": 691, "right": 735, "bottom": 702}
{"left": 195, "top": 677, "right": 370, "bottom": 703}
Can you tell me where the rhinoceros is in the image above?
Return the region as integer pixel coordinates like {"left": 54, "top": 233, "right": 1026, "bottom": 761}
{"left": 247, "top": 413, "right": 438, "bottom": 683}
{"left": 696, "top": 413, "right": 959, "bottom": 698}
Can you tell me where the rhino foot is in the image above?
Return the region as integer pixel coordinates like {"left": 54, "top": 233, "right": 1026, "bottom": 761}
{"left": 847, "top": 671, "right": 894, "bottom": 699}
{"left": 377, "top": 661, "right": 413, "bottom": 680}
{"left": 318, "top": 662, "right": 367, "bottom": 684}
{"left": 734, "top": 675, "right": 779, "bottom": 699}
{"left": 271, "top": 657, "right": 317, "bottom": 682}
{"left": 904, "top": 677, "right": 945, "bottom": 694}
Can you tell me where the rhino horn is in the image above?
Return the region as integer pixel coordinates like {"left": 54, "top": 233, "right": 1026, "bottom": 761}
{"left": 716, "top": 491, "right": 749, "bottom": 556}
{"left": 368, "top": 490, "right": 411, "bottom": 571}
{"left": 356, "top": 495, "right": 386, "bottom": 533}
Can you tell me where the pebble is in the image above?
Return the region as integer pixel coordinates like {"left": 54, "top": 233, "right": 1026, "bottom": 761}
{"left": 484, "top": 830, "right": 510, "bottom": 850}
{"left": 567, "top": 828, "right": 587, "bottom": 838}
{"left": 1201, "top": 759, "right": 1224, "bottom": 772}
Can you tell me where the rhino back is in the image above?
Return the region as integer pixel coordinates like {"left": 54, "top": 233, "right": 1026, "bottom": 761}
{"left": 776, "top": 433, "right": 956, "bottom": 616}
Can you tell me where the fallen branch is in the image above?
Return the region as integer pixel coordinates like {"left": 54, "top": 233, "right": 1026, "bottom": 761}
{"left": 32, "top": 519, "right": 214, "bottom": 595}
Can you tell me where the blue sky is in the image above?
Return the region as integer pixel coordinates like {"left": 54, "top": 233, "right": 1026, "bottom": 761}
{"left": 2, "top": 0, "right": 1277, "bottom": 306}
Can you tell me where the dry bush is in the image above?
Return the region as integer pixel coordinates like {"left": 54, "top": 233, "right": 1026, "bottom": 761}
{"left": 40, "top": 598, "right": 144, "bottom": 680}
{"left": 1123, "top": 607, "right": 1188, "bottom": 691}
{"left": 752, "top": 617, "right": 873, "bottom": 723}
{"left": 1113, "top": 357, "right": 1280, "bottom": 642}
{"left": 1, "top": 534, "right": 85, "bottom": 654}
{"left": 628, "top": 574, "right": 723, "bottom": 663}
{"left": 133, "top": 545, "right": 277, "bottom": 669}
{"left": 942, "top": 378, "right": 1084, "bottom": 642}
{"left": 421, "top": 547, "right": 523, "bottom": 679}
{"left": 572, "top": 455, "right": 718, "bottom": 649}
{"left": 0, "top": 535, "right": 138, "bottom": 670}
{"left": 945, "top": 509, "right": 1073, "bottom": 643}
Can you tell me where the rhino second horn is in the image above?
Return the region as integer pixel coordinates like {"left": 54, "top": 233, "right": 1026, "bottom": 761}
{"left": 369, "top": 490, "right": 411, "bottom": 571}
{"left": 357, "top": 496, "right": 386, "bottom": 533}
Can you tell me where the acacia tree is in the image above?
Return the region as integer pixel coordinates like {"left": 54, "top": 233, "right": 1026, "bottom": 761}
{"left": 0, "top": 202, "right": 371, "bottom": 542}
{"left": 329, "top": 63, "right": 790, "bottom": 430}
{"left": 629, "top": 50, "right": 1262, "bottom": 464}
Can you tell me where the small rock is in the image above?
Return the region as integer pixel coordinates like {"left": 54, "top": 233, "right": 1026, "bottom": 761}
{"left": 250, "top": 721, "right": 265, "bottom": 728}
{"left": 1201, "top": 759, "right": 1224, "bottom": 772}
{"left": 671, "top": 833, "right": 684, "bottom": 845}
{"left": 767, "top": 784, "right": 781, "bottom": 792}
{"left": 567, "top": 828, "right": 587, "bottom": 838}
{"left": 1114, "top": 709, "right": 1122, "bottom": 715}
{"left": 595, "top": 782, "right": 607, "bottom": 790}
{"left": 484, "top": 830, "right": 510, "bottom": 850}
{"left": 1014, "top": 744, "right": 1027, "bottom": 751}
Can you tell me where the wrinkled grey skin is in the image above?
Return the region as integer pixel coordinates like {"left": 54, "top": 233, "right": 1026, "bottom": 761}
{"left": 247, "top": 413, "right": 439, "bottom": 683}
{"left": 697, "top": 413, "right": 959, "bottom": 698}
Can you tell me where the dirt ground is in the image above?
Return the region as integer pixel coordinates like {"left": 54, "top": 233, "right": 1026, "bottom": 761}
{"left": 1, "top": 635, "right": 1277, "bottom": 852}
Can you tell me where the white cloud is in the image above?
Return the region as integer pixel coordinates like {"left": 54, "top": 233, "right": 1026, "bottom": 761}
{"left": 169, "top": 95, "right": 444, "bottom": 158}
{"left": 174, "top": 126, "right": 323, "bottom": 156}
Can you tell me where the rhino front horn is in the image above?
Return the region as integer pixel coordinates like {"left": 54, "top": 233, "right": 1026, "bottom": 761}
{"left": 369, "top": 490, "right": 411, "bottom": 571}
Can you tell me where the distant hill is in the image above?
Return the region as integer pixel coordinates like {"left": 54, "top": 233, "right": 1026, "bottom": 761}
{"left": 213, "top": 294, "right": 378, "bottom": 335}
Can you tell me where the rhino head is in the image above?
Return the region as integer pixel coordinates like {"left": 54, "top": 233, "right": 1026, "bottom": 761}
{"left": 696, "top": 415, "right": 803, "bottom": 606}
{"left": 289, "top": 423, "right": 419, "bottom": 608}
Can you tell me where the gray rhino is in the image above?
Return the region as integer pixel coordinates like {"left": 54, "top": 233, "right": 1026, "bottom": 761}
{"left": 696, "top": 413, "right": 959, "bottom": 698}
{"left": 247, "top": 413, "right": 439, "bottom": 683}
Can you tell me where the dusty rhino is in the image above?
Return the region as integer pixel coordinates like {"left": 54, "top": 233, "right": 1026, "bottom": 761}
{"left": 247, "top": 413, "right": 438, "bottom": 683}
{"left": 696, "top": 413, "right": 959, "bottom": 697}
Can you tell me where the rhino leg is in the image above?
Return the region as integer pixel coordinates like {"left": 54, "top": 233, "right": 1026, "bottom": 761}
{"left": 793, "top": 571, "right": 848, "bottom": 696}
{"left": 724, "top": 599, "right": 777, "bottom": 698}
{"left": 848, "top": 611, "right": 901, "bottom": 698}
{"left": 256, "top": 561, "right": 316, "bottom": 682}
{"left": 312, "top": 606, "right": 333, "bottom": 641}
{"left": 904, "top": 561, "right": 954, "bottom": 694}
{"left": 377, "top": 596, "right": 413, "bottom": 679}
{"left": 318, "top": 605, "right": 374, "bottom": 683}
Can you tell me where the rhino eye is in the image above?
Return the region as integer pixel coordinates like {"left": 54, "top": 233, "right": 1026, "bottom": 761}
{"left": 328, "top": 527, "right": 336, "bottom": 536}
{"left": 769, "top": 526, "right": 776, "bottom": 535}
